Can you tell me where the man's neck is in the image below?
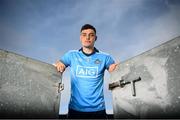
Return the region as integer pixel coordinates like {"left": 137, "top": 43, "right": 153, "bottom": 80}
{"left": 82, "top": 47, "right": 94, "bottom": 54}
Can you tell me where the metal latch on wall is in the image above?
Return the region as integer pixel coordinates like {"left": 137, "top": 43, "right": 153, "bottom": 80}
{"left": 109, "top": 76, "right": 141, "bottom": 96}
{"left": 53, "top": 83, "right": 64, "bottom": 93}
{"left": 58, "top": 83, "right": 64, "bottom": 93}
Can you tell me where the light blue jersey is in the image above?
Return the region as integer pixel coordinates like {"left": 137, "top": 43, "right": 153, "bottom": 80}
{"left": 60, "top": 48, "right": 114, "bottom": 112}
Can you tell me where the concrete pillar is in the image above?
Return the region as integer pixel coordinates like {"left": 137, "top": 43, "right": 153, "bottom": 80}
{"left": 0, "top": 50, "right": 62, "bottom": 118}
{"left": 110, "top": 36, "right": 180, "bottom": 118}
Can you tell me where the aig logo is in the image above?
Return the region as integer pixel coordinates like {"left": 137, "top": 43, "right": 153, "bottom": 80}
{"left": 76, "top": 65, "right": 98, "bottom": 78}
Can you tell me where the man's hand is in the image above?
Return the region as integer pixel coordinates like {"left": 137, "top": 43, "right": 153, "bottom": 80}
{"left": 53, "top": 61, "right": 66, "bottom": 73}
{"left": 108, "top": 63, "right": 119, "bottom": 73}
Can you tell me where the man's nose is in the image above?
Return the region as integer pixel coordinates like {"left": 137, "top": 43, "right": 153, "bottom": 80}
{"left": 86, "top": 35, "right": 90, "bottom": 40}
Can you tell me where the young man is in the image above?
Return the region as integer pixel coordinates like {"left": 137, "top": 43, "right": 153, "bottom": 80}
{"left": 55, "top": 24, "right": 117, "bottom": 119}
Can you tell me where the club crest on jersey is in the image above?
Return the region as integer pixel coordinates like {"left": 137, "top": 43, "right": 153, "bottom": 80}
{"left": 94, "top": 59, "right": 101, "bottom": 64}
{"left": 76, "top": 65, "right": 98, "bottom": 78}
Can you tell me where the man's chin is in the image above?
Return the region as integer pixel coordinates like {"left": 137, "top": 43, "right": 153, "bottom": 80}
{"left": 83, "top": 45, "right": 93, "bottom": 49}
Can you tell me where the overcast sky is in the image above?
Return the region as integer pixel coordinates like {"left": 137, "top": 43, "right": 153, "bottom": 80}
{"left": 0, "top": 0, "right": 180, "bottom": 114}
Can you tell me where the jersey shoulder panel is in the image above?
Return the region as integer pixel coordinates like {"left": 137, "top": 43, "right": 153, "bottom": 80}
{"left": 96, "top": 50, "right": 111, "bottom": 57}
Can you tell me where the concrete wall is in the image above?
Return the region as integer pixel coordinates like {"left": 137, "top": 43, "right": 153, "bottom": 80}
{"left": 0, "top": 50, "right": 62, "bottom": 118}
{"left": 110, "top": 36, "right": 180, "bottom": 118}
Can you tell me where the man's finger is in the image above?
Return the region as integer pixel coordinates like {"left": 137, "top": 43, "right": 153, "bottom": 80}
{"left": 60, "top": 66, "right": 63, "bottom": 72}
{"left": 53, "top": 63, "right": 57, "bottom": 67}
{"left": 57, "top": 67, "right": 60, "bottom": 72}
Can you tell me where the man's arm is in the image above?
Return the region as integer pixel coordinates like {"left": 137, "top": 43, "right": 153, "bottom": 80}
{"left": 54, "top": 60, "right": 66, "bottom": 73}
{"left": 108, "top": 63, "right": 118, "bottom": 73}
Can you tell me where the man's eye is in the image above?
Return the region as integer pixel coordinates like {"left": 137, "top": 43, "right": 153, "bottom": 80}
{"left": 81, "top": 33, "right": 95, "bottom": 37}
{"left": 81, "top": 34, "right": 86, "bottom": 37}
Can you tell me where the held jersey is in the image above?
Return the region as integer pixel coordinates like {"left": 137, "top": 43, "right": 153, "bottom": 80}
{"left": 60, "top": 48, "right": 115, "bottom": 112}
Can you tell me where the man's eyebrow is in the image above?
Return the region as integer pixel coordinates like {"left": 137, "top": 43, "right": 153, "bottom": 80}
{"left": 89, "top": 33, "right": 95, "bottom": 34}
{"left": 81, "top": 33, "right": 86, "bottom": 34}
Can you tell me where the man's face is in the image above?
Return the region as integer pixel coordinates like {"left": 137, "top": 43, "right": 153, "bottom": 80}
{"left": 80, "top": 29, "right": 96, "bottom": 48}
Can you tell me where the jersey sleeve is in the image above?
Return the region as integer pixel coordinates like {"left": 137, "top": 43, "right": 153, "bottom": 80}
{"left": 60, "top": 51, "right": 71, "bottom": 67}
{"left": 105, "top": 55, "right": 115, "bottom": 70}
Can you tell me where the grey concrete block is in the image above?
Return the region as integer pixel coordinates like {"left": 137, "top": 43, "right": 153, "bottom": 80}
{"left": 0, "top": 50, "right": 62, "bottom": 118}
{"left": 110, "top": 36, "right": 180, "bottom": 118}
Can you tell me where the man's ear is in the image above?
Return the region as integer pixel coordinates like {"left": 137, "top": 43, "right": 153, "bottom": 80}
{"left": 95, "top": 36, "right": 97, "bottom": 41}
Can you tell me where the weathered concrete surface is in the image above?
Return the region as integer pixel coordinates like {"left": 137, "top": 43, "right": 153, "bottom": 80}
{"left": 0, "top": 50, "right": 62, "bottom": 118}
{"left": 110, "top": 36, "right": 180, "bottom": 119}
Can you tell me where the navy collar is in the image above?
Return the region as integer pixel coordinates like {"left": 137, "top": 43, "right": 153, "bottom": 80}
{"left": 79, "top": 47, "right": 99, "bottom": 56}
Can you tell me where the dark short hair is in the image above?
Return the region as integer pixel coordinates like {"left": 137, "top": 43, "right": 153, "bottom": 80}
{"left": 80, "top": 24, "right": 96, "bottom": 34}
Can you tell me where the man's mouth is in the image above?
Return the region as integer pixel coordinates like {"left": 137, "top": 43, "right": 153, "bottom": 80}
{"left": 85, "top": 41, "right": 91, "bottom": 43}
